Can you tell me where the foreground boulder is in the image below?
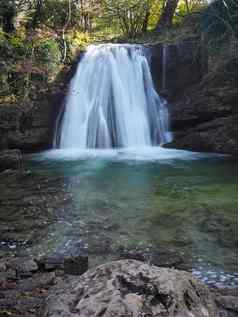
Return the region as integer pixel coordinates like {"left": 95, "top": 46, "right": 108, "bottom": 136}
{"left": 44, "top": 260, "right": 218, "bottom": 317}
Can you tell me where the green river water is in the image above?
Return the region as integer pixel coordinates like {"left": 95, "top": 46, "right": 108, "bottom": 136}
{"left": 1, "top": 147, "right": 238, "bottom": 288}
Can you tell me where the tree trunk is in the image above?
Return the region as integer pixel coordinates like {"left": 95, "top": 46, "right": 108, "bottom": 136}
{"left": 62, "top": 0, "right": 72, "bottom": 62}
{"left": 142, "top": 3, "right": 150, "bottom": 33}
{"left": 2, "top": 1, "right": 16, "bottom": 33}
{"left": 31, "top": 0, "right": 44, "bottom": 29}
{"left": 156, "top": 0, "right": 179, "bottom": 31}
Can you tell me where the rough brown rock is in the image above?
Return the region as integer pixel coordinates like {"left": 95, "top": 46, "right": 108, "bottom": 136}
{"left": 0, "top": 149, "right": 22, "bottom": 172}
{"left": 0, "top": 57, "right": 77, "bottom": 153}
{"left": 44, "top": 260, "right": 219, "bottom": 317}
{"left": 212, "top": 288, "right": 238, "bottom": 317}
{"left": 150, "top": 40, "right": 238, "bottom": 156}
{"left": 0, "top": 254, "right": 88, "bottom": 317}
{"left": 149, "top": 40, "right": 206, "bottom": 98}
{"left": 166, "top": 65, "right": 238, "bottom": 155}
{"left": 0, "top": 100, "right": 53, "bottom": 152}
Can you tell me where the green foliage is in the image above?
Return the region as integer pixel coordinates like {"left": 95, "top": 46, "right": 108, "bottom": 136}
{"left": 0, "top": 33, "right": 14, "bottom": 58}
{"left": 0, "top": 27, "right": 63, "bottom": 106}
{"left": 175, "top": 0, "right": 208, "bottom": 25}
{"left": 148, "top": 0, "right": 165, "bottom": 30}
{"left": 66, "top": 30, "right": 90, "bottom": 57}
{"left": 0, "top": 0, "right": 16, "bottom": 33}
{"left": 28, "top": 0, "right": 79, "bottom": 31}
{"left": 33, "top": 38, "right": 61, "bottom": 77}
{"left": 35, "top": 38, "right": 60, "bottom": 64}
{"left": 101, "top": 0, "right": 151, "bottom": 38}
{"left": 0, "top": 0, "right": 16, "bottom": 17}
{"left": 0, "top": 30, "right": 29, "bottom": 62}
{"left": 200, "top": 0, "right": 238, "bottom": 42}
{"left": 0, "top": 0, "right": 237, "bottom": 109}
{"left": 8, "top": 34, "right": 27, "bottom": 56}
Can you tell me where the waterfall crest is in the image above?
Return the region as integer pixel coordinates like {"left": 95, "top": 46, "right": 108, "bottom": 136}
{"left": 54, "top": 44, "right": 172, "bottom": 149}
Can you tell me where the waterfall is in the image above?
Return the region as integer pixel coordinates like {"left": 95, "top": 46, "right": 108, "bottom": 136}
{"left": 54, "top": 44, "right": 172, "bottom": 149}
{"left": 162, "top": 44, "right": 167, "bottom": 91}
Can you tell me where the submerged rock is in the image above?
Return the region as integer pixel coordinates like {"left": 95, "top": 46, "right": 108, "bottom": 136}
{"left": 44, "top": 259, "right": 218, "bottom": 317}
{"left": 7, "top": 257, "right": 38, "bottom": 278}
{"left": 117, "top": 246, "right": 188, "bottom": 271}
{"left": 37, "top": 254, "right": 88, "bottom": 276}
{"left": 64, "top": 255, "right": 88, "bottom": 276}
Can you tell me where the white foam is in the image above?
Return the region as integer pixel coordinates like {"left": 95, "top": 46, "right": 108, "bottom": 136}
{"left": 29, "top": 146, "right": 219, "bottom": 163}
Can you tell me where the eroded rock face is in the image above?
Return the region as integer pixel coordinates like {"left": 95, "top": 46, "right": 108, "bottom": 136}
{"left": 149, "top": 40, "right": 206, "bottom": 98}
{"left": 44, "top": 260, "right": 218, "bottom": 317}
{"left": 0, "top": 99, "right": 53, "bottom": 152}
{"left": 0, "top": 149, "right": 22, "bottom": 172}
{"left": 149, "top": 40, "right": 238, "bottom": 156}
{"left": 168, "top": 82, "right": 238, "bottom": 155}
{"left": 0, "top": 57, "right": 79, "bottom": 153}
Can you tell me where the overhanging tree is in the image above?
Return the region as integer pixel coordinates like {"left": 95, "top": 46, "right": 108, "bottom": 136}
{"left": 0, "top": 0, "right": 16, "bottom": 33}
{"left": 156, "top": 0, "right": 179, "bottom": 30}
{"left": 102, "top": 0, "right": 152, "bottom": 38}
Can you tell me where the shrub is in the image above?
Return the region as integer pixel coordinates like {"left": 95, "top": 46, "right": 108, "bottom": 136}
{"left": 35, "top": 38, "right": 61, "bottom": 64}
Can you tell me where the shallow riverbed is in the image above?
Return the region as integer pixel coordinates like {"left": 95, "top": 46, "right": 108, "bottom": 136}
{"left": 1, "top": 147, "right": 238, "bottom": 288}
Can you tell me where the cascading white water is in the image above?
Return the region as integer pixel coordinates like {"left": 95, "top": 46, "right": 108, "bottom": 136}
{"left": 162, "top": 44, "right": 167, "bottom": 91}
{"left": 54, "top": 44, "right": 172, "bottom": 149}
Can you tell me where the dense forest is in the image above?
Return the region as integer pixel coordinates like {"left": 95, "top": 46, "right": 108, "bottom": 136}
{"left": 0, "top": 0, "right": 237, "bottom": 108}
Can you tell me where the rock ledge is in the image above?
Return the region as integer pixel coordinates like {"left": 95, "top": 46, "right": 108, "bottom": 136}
{"left": 44, "top": 259, "right": 218, "bottom": 317}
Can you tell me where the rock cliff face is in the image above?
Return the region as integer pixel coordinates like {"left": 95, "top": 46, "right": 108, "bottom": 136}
{"left": 149, "top": 40, "right": 206, "bottom": 98}
{"left": 0, "top": 75, "right": 71, "bottom": 152}
{"left": 150, "top": 40, "right": 238, "bottom": 155}
{"left": 0, "top": 149, "right": 22, "bottom": 172}
{"left": 168, "top": 82, "right": 238, "bottom": 155}
{"left": 0, "top": 57, "right": 79, "bottom": 153}
{"left": 0, "top": 99, "right": 53, "bottom": 152}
